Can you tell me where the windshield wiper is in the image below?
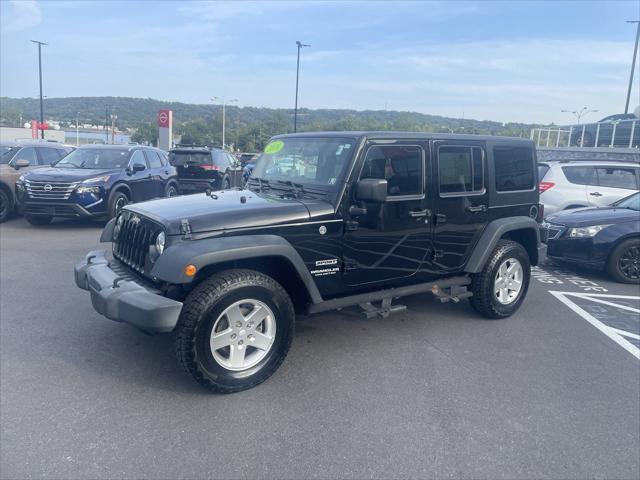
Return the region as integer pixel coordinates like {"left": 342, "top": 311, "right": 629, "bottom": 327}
{"left": 249, "top": 177, "right": 271, "bottom": 193}
{"left": 275, "top": 180, "right": 305, "bottom": 198}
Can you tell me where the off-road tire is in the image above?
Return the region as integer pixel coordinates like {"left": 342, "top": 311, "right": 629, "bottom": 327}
{"left": 607, "top": 238, "right": 640, "bottom": 284}
{"left": 25, "top": 215, "right": 53, "bottom": 226}
{"left": 0, "top": 188, "right": 12, "bottom": 223}
{"left": 174, "top": 269, "right": 295, "bottom": 393}
{"left": 469, "top": 240, "right": 531, "bottom": 319}
{"left": 108, "top": 191, "right": 129, "bottom": 220}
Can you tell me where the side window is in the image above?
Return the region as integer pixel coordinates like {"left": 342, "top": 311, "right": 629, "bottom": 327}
{"left": 14, "top": 147, "right": 38, "bottom": 165}
{"left": 361, "top": 145, "right": 423, "bottom": 197}
{"left": 562, "top": 166, "right": 596, "bottom": 185}
{"left": 213, "top": 150, "right": 228, "bottom": 168}
{"left": 129, "top": 150, "right": 147, "bottom": 169}
{"left": 438, "top": 146, "right": 484, "bottom": 195}
{"left": 145, "top": 150, "right": 163, "bottom": 168}
{"left": 159, "top": 151, "right": 168, "bottom": 165}
{"left": 37, "top": 147, "right": 61, "bottom": 165}
{"left": 493, "top": 146, "right": 534, "bottom": 192}
{"left": 596, "top": 167, "right": 638, "bottom": 190}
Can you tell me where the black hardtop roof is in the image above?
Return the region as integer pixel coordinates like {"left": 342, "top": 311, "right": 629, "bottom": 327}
{"left": 272, "top": 131, "right": 533, "bottom": 145}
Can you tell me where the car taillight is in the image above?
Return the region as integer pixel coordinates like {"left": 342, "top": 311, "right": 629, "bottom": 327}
{"left": 200, "top": 164, "right": 219, "bottom": 171}
{"left": 539, "top": 181, "right": 555, "bottom": 193}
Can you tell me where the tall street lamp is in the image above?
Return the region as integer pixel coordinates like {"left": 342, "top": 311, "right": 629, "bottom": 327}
{"left": 561, "top": 107, "right": 598, "bottom": 124}
{"left": 30, "top": 40, "right": 47, "bottom": 139}
{"left": 294, "top": 40, "right": 310, "bottom": 133}
{"left": 211, "top": 96, "right": 238, "bottom": 149}
{"left": 625, "top": 20, "right": 640, "bottom": 114}
{"left": 76, "top": 111, "right": 80, "bottom": 146}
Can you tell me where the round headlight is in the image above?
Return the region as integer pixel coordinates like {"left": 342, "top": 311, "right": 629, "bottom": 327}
{"left": 155, "top": 231, "right": 165, "bottom": 255}
{"left": 113, "top": 214, "right": 124, "bottom": 240}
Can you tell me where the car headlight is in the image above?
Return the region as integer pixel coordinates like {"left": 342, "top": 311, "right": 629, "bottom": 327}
{"left": 76, "top": 186, "right": 102, "bottom": 194}
{"left": 568, "top": 225, "right": 611, "bottom": 238}
{"left": 155, "top": 231, "right": 165, "bottom": 255}
{"left": 82, "top": 175, "right": 111, "bottom": 184}
{"left": 113, "top": 214, "right": 124, "bottom": 240}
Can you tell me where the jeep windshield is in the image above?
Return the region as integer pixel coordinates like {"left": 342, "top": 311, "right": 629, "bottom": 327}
{"left": 55, "top": 148, "right": 130, "bottom": 169}
{"left": 250, "top": 137, "right": 357, "bottom": 191}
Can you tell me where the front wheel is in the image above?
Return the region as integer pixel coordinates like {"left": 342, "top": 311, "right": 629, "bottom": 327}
{"left": 607, "top": 239, "right": 640, "bottom": 284}
{"left": 165, "top": 183, "right": 179, "bottom": 198}
{"left": 0, "top": 189, "right": 12, "bottom": 223}
{"left": 469, "top": 240, "right": 531, "bottom": 319}
{"left": 174, "top": 269, "right": 295, "bottom": 393}
{"left": 108, "top": 191, "right": 129, "bottom": 220}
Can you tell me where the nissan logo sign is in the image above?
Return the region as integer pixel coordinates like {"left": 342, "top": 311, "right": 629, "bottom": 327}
{"left": 43, "top": 184, "right": 53, "bottom": 191}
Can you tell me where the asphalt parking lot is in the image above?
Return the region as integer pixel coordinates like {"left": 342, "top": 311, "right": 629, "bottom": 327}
{"left": 1, "top": 217, "right": 639, "bottom": 480}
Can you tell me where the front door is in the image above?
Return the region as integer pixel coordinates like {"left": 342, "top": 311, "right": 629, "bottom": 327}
{"left": 127, "top": 150, "right": 154, "bottom": 201}
{"left": 343, "top": 141, "right": 432, "bottom": 286}
{"left": 432, "top": 141, "right": 489, "bottom": 273}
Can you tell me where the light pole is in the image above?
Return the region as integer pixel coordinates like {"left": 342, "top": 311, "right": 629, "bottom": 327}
{"left": 211, "top": 97, "right": 237, "bottom": 149}
{"left": 30, "top": 40, "right": 47, "bottom": 139}
{"left": 294, "top": 40, "right": 310, "bottom": 133}
{"left": 624, "top": 20, "right": 640, "bottom": 114}
{"left": 561, "top": 107, "right": 598, "bottom": 124}
{"left": 76, "top": 111, "right": 80, "bottom": 146}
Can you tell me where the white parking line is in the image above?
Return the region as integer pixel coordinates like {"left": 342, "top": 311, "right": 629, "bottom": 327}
{"left": 549, "top": 291, "right": 640, "bottom": 360}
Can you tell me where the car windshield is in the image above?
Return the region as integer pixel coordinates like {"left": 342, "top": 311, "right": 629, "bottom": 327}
{"left": 55, "top": 148, "right": 130, "bottom": 169}
{"left": 612, "top": 192, "right": 640, "bottom": 211}
{"left": 251, "top": 137, "right": 357, "bottom": 189}
{"left": 1, "top": 147, "right": 18, "bottom": 165}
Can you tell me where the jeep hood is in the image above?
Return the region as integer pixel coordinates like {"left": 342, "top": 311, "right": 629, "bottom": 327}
{"left": 126, "top": 189, "right": 315, "bottom": 235}
{"left": 22, "top": 167, "right": 120, "bottom": 182}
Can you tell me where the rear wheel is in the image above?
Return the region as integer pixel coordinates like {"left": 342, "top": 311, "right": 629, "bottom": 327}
{"left": 25, "top": 215, "right": 53, "bottom": 226}
{"left": 174, "top": 269, "right": 295, "bottom": 393}
{"left": 470, "top": 240, "right": 531, "bottom": 319}
{"left": 607, "top": 238, "right": 640, "bottom": 284}
{"left": 108, "top": 191, "right": 129, "bottom": 219}
{"left": 0, "top": 188, "right": 12, "bottom": 223}
{"left": 165, "top": 183, "right": 179, "bottom": 198}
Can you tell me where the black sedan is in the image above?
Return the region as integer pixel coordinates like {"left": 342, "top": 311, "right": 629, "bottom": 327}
{"left": 541, "top": 192, "right": 640, "bottom": 283}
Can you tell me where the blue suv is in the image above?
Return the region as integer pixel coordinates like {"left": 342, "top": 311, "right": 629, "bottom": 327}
{"left": 16, "top": 144, "right": 179, "bottom": 225}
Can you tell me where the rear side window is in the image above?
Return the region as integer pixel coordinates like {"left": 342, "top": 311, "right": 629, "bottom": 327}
{"left": 145, "top": 150, "right": 163, "bottom": 168}
{"left": 438, "top": 146, "right": 484, "bottom": 195}
{"left": 538, "top": 164, "right": 550, "bottom": 180}
{"left": 37, "top": 147, "right": 62, "bottom": 165}
{"left": 562, "top": 166, "right": 595, "bottom": 185}
{"left": 493, "top": 146, "right": 534, "bottom": 192}
{"left": 595, "top": 167, "right": 638, "bottom": 190}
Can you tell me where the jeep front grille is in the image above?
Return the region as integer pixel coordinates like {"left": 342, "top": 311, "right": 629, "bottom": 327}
{"left": 25, "top": 180, "right": 78, "bottom": 200}
{"left": 113, "top": 215, "right": 155, "bottom": 273}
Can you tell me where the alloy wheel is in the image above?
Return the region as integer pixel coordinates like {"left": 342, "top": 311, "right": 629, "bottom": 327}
{"left": 210, "top": 299, "right": 276, "bottom": 371}
{"left": 619, "top": 246, "right": 640, "bottom": 281}
{"left": 494, "top": 258, "right": 524, "bottom": 305}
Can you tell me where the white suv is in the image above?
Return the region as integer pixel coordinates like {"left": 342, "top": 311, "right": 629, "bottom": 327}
{"left": 539, "top": 161, "right": 640, "bottom": 216}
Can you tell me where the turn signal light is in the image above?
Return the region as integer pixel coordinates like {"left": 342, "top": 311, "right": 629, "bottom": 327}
{"left": 184, "top": 264, "right": 197, "bottom": 277}
{"left": 539, "top": 181, "right": 555, "bottom": 193}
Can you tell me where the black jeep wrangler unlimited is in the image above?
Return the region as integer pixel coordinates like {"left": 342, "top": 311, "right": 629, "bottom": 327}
{"left": 75, "top": 132, "right": 545, "bottom": 393}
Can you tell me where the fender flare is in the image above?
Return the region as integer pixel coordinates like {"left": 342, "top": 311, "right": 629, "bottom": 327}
{"left": 150, "top": 234, "right": 323, "bottom": 303}
{"left": 109, "top": 182, "right": 132, "bottom": 200}
{"left": 464, "top": 216, "right": 542, "bottom": 273}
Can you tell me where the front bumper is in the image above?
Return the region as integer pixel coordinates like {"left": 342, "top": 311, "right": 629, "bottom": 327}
{"left": 21, "top": 201, "right": 104, "bottom": 218}
{"left": 74, "top": 250, "right": 183, "bottom": 334}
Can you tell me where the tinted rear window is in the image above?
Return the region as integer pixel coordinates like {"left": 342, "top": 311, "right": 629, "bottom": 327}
{"left": 493, "top": 146, "right": 535, "bottom": 192}
{"left": 538, "top": 164, "right": 550, "bottom": 180}
{"left": 169, "top": 151, "right": 211, "bottom": 166}
{"left": 562, "top": 166, "right": 596, "bottom": 185}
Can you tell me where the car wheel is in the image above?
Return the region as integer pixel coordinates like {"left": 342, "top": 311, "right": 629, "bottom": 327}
{"left": 108, "top": 191, "right": 129, "bottom": 219}
{"left": 0, "top": 188, "right": 12, "bottom": 223}
{"left": 25, "top": 215, "right": 53, "bottom": 226}
{"left": 469, "top": 240, "right": 531, "bottom": 319}
{"left": 174, "top": 269, "right": 295, "bottom": 393}
{"left": 222, "top": 176, "right": 231, "bottom": 189}
{"left": 607, "top": 238, "right": 640, "bottom": 284}
{"left": 166, "top": 183, "right": 179, "bottom": 198}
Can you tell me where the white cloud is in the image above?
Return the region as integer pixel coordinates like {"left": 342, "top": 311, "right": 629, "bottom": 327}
{"left": 1, "top": 0, "right": 42, "bottom": 33}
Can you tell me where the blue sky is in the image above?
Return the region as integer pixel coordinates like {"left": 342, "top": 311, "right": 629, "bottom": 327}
{"left": 1, "top": 0, "right": 639, "bottom": 124}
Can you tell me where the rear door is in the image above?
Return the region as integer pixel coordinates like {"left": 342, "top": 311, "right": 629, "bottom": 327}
{"left": 432, "top": 141, "right": 489, "bottom": 273}
{"left": 170, "top": 151, "right": 214, "bottom": 182}
{"left": 587, "top": 166, "right": 640, "bottom": 206}
{"left": 144, "top": 150, "right": 167, "bottom": 198}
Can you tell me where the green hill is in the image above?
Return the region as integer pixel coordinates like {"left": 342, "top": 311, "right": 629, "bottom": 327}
{"left": 0, "top": 96, "right": 538, "bottom": 151}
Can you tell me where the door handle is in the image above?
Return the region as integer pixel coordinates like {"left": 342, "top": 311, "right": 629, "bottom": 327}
{"left": 589, "top": 192, "right": 602, "bottom": 197}
{"left": 409, "top": 209, "right": 428, "bottom": 218}
{"left": 466, "top": 204, "right": 487, "bottom": 212}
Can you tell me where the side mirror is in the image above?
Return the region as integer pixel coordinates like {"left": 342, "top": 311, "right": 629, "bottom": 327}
{"left": 356, "top": 178, "right": 387, "bottom": 203}
{"left": 132, "top": 163, "right": 146, "bottom": 173}
{"left": 14, "top": 159, "right": 30, "bottom": 169}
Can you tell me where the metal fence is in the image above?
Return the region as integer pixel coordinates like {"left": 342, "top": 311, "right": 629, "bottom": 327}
{"left": 531, "top": 119, "right": 639, "bottom": 149}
